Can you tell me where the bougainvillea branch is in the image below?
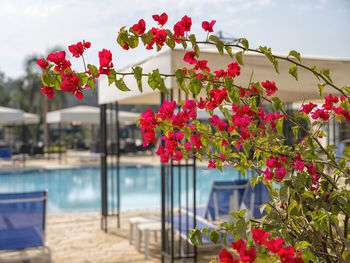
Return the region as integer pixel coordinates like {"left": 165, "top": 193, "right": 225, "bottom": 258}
{"left": 37, "top": 13, "right": 350, "bottom": 262}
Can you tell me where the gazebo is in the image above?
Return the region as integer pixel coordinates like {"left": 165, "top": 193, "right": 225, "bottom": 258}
{"left": 98, "top": 48, "right": 350, "bottom": 262}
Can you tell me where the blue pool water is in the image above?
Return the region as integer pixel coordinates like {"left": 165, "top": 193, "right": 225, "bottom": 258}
{"left": 0, "top": 166, "right": 248, "bottom": 211}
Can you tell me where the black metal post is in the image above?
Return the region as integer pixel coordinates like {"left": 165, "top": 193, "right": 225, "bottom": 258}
{"left": 58, "top": 122, "right": 62, "bottom": 164}
{"left": 100, "top": 104, "right": 108, "bottom": 232}
{"left": 115, "top": 102, "right": 120, "bottom": 228}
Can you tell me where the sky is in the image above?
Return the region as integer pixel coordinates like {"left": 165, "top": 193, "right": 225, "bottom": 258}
{"left": 0, "top": 0, "right": 349, "bottom": 79}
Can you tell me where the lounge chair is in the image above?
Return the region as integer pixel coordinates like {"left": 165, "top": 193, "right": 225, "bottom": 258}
{"left": 0, "top": 191, "right": 51, "bottom": 263}
{"left": 240, "top": 181, "right": 272, "bottom": 218}
{"left": 204, "top": 180, "right": 251, "bottom": 222}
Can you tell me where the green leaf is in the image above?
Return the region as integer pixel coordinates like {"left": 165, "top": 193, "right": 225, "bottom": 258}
{"left": 188, "top": 78, "right": 202, "bottom": 96}
{"left": 344, "top": 85, "right": 350, "bottom": 95}
{"left": 132, "top": 66, "right": 143, "bottom": 92}
{"left": 158, "top": 78, "right": 169, "bottom": 94}
{"left": 296, "top": 112, "right": 311, "bottom": 125}
{"left": 238, "top": 38, "right": 249, "bottom": 50}
{"left": 310, "top": 65, "right": 320, "bottom": 80}
{"left": 148, "top": 69, "right": 161, "bottom": 90}
{"left": 279, "top": 185, "right": 289, "bottom": 202}
{"left": 209, "top": 230, "right": 219, "bottom": 244}
{"left": 87, "top": 64, "right": 99, "bottom": 77}
{"left": 180, "top": 39, "right": 187, "bottom": 49}
{"left": 108, "top": 69, "right": 117, "bottom": 86}
{"left": 175, "top": 69, "right": 188, "bottom": 93}
{"left": 276, "top": 118, "right": 284, "bottom": 137}
{"left": 235, "top": 51, "right": 244, "bottom": 65}
{"left": 259, "top": 46, "right": 279, "bottom": 73}
{"left": 115, "top": 78, "right": 130, "bottom": 91}
{"left": 317, "top": 83, "right": 325, "bottom": 98}
{"left": 140, "top": 31, "right": 154, "bottom": 46}
{"left": 250, "top": 82, "right": 263, "bottom": 94}
{"left": 238, "top": 209, "right": 246, "bottom": 217}
{"left": 295, "top": 241, "right": 311, "bottom": 251}
{"left": 289, "top": 64, "right": 298, "bottom": 80}
{"left": 41, "top": 72, "right": 55, "bottom": 87}
{"left": 209, "top": 35, "right": 220, "bottom": 42}
{"left": 292, "top": 126, "right": 299, "bottom": 139}
{"left": 128, "top": 36, "right": 139, "bottom": 49}
{"left": 87, "top": 77, "right": 95, "bottom": 91}
{"left": 320, "top": 68, "right": 332, "bottom": 83}
{"left": 165, "top": 38, "right": 175, "bottom": 49}
{"left": 225, "top": 46, "right": 233, "bottom": 58}
{"left": 288, "top": 50, "right": 301, "bottom": 62}
{"left": 216, "top": 41, "right": 224, "bottom": 55}
{"left": 76, "top": 72, "right": 88, "bottom": 86}
{"left": 271, "top": 97, "right": 284, "bottom": 112}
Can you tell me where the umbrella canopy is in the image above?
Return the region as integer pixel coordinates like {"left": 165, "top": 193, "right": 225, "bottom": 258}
{"left": 0, "top": 106, "right": 39, "bottom": 125}
{"left": 46, "top": 105, "right": 140, "bottom": 124}
{"left": 98, "top": 48, "right": 350, "bottom": 105}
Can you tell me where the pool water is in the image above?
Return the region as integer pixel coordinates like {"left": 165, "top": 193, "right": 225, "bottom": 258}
{"left": 0, "top": 166, "right": 248, "bottom": 211}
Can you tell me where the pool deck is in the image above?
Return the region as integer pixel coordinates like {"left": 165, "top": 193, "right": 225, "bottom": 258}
{"left": 1, "top": 151, "right": 218, "bottom": 263}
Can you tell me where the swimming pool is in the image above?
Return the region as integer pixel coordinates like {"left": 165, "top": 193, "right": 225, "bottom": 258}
{"left": 0, "top": 165, "right": 247, "bottom": 211}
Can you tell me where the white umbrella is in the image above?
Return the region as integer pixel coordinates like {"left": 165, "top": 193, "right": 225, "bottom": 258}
{"left": 46, "top": 105, "right": 140, "bottom": 124}
{"left": 0, "top": 106, "right": 24, "bottom": 124}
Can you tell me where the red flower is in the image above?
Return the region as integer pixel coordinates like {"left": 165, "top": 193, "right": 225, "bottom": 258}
{"left": 152, "top": 13, "right": 168, "bottom": 26}
{"left": 265, "top": 238, "right": 284, "bottom": 254}
{"left": 46, "top": 51, "right": 71, "bottom": 73}
{"left": 190, "top": 134, "right": 203, "bottom": 149}
{"left": 251, "top": 228, "right": 271, "bottom": 245}
{"left": 262, "top": 80, "right": 278, "bottom": 96}
{"left": 240, "top": 247, "right": 256, "bottom": 263}
{"left": 98, "top": 49, "right": 113, "bottom": 75}
{"left": 173, "top": 21, "right": 185, "bottom": 40}
{"left": 227, "top": 62, "right": 241, "bottom": 78}
{"left": 218, "top": 248, "right": 234, "bottom": 263}
{"left": 195, "top": 60, "right": 210, "bottom": 72}
{"left": 232, "top": 239, "right": 247, "bottom": 254}
{"left": 202, "top": 20, "right": 216, "bottom": 32}
{"left": 41, "top": 86, "right": 55, "bottom": 99}
{"left": 184, "top": 51, "right": 197, "bottom": 64}
{"left": 278, "top": 246, "right": 296, "bottom": 262}
{"left": 122, "top": 43, "right": 130, "bottom": 50}
{"left": 132, "top": 19, "right": 146, "bottom": 34}
{"left": 83, "top": 40, "right": 91, "bottom": 49}
{"left": 181, "top": 15, "right": 192, "bottom": 31}
{"left": 69, "top": 42, "right": 84, "bottom": 58}
{"left": 311, "top": 109, "right": 330, "bottom": 121}
{"left": 36, "top": 59, "right": 49, "bottom": 71}
{"left": 299, "top": 102, "right": 317, "bottom": 114}
{"left": 263, "top": 169, "right": 274, "bottom": 180}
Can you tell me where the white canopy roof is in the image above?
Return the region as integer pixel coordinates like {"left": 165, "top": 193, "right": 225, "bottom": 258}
{"left": 46, "top": 105, "right": 140, "bottom": 124}
{"left": 98, "top": 48, "right": 350, "bottom": 105}
{"left": 0, "top": 106, "right": 40, "bottom": 125}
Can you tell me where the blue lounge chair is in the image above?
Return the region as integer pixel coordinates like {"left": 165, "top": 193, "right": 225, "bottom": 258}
{"left": 240, "top": 181, "right": 272, "bottom": 218}
{"left": 204, "top": 180, "right": 250, "bottom": 221}
{"left": 0, "top": 191, "right": 51, "bottom": 262}
{"left": 0, "top": 148, "right": 12, "bottom": 161}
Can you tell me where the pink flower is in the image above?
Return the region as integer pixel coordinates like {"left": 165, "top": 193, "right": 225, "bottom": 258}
{"left": 202, "top": 20, "right": 216, "bottom": 32}
{"left": 190, "top": 134, "right": 203, "bottom": 149}
{"left": 311, "top": 109, "right": 330, "bottom": 121}
{"left": 263, "top": 169, "right": 274, "bottom": 180}
{"left": 172, "top": 151, "right": 183, "bottom": 161}
{"left": 175, "top": 131, "right": 184, "bottom": 141}
{"left": 294, "top": 159, "right": 305, "bottom": 171}
{"left": 218, "top": 120, "right": 228, "bottom": 131}
{"left": 208, "top": 160, "right": 216, "bottom": 168}
{"left": 185, "top": 142, "right": 191, "bottom": 150}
